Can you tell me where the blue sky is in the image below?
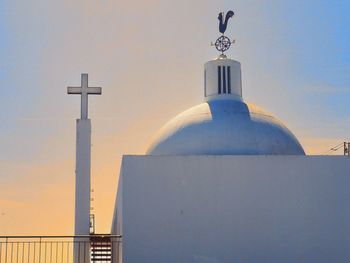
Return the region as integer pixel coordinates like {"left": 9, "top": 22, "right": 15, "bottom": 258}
{"left": 0, "top": 0, "right": 349, "bottom": 234}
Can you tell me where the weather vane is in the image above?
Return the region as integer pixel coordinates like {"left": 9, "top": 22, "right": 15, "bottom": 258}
{"left": 212, "top": 10, "right": 235, "bottom": 55}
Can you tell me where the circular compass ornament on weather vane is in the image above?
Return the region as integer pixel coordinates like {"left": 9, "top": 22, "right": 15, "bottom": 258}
{"left": 212, "top": 10, "right": 235, "bottom": 54}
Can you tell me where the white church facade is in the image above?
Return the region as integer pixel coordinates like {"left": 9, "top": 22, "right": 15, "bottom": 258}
{"left": 111, "top": 54, "right": 350, "bottom": 263}
{"left": 113, "top": 155, "right": 349, "bottom": 263}
{"left": 110, "top": 12, "right": 350, "bottom": 263}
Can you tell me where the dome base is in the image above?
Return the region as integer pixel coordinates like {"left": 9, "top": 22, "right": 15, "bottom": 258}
{"left": 146, "top": 100, "right": 305, "bottom": 156}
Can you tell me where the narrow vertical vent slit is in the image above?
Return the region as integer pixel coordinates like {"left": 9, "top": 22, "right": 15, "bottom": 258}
{"left": 218, "top": 66, "right": 222, "bottom": 94}
{"left": 223, "top": 66, "right": 226, "bottom": 93}
{"left": 227, "top": 66, "right": 231, "bottom": 94}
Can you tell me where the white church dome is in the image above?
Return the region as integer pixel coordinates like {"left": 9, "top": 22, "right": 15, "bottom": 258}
{"left": 146, "top": 56, "right": 305, "bottom": 155}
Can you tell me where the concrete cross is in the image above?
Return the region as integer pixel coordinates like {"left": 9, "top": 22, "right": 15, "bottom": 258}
{"left": 67, "top": 74, "right": 102, "bottom": 119}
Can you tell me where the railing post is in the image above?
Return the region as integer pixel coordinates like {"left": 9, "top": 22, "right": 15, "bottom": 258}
{"left": 10, "top": 243, "right": 12, "bottom": 263}
{"left": 50, "top": 242, "right": 52, "bottom": 263}
{"left": 4, "top": 237, "right": 7, "bottom": 263}
{"left": 39, "top": 237, "right": 42, "bottom": 263}
{"left": 33, "top": 240, "right": 36, "bottom": 263}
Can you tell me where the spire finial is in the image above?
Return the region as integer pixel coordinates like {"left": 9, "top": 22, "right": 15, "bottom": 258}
{"left": 212, "top": 10, "right": 235, "bottom": 55}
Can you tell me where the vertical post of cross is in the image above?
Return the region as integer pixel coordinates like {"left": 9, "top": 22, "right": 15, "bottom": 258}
{"left": 67, "top": 74, "right": 102, "bottom": 263}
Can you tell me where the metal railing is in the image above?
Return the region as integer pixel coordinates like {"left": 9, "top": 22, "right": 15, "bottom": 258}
{"left": 0, "top": 235, "right": 121, "bottom": 263}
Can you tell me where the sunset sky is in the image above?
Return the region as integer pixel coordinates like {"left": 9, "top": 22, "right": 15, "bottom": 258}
{"left": 1, "top": 0, "right": 349, "bottom": 234}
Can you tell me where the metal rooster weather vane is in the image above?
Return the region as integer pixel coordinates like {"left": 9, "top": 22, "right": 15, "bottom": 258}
{"left": 212, "top": 10, "right": 235, "bottom": 54}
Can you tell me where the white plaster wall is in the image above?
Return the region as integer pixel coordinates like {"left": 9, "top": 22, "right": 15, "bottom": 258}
{"left": 113, "top": 155, "right": 350, "bottom": 263}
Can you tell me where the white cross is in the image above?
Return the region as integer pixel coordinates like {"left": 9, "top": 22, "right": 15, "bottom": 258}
{"left": 67, "top": 74, "right": 102, "bottom": 119}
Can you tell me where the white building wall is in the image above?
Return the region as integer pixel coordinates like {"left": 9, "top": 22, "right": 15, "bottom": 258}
{"left": 112, "top": 155, "right": 350, "bottom": 263}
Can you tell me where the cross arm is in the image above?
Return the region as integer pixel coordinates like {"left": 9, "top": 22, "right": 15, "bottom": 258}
{"left": 67, "top": 87, "right": 82, "bottom": 94}
{"left": 87, "top": 87, "right": 102, "bottom": 95}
